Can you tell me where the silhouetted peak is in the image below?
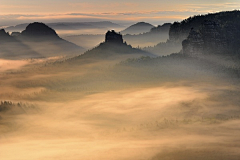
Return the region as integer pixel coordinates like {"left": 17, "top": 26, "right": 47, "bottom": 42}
{"left": 0, "top": 29, "right": 13, "bottom": 42}
{"left": 0, "top": 29, "right": 10, "bottom": 37}
{"left": 135, "top": 22, "right": 151, "bottom": 26}
{"left": 21, "top": 22, "right": 58, "bottom": 37}
{"left": 162, "top": 23, "right": 172, "bottom": 26}
{"left": 105, "top": 30, "right": 123, "bottom": 44}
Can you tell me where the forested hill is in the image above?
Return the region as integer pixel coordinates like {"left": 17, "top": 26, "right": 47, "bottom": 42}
{"left": 145, "top": 10, "right": 240, "bottom": 56}
{"left": 169, "top": 10, "right": 240, "bottom": 43}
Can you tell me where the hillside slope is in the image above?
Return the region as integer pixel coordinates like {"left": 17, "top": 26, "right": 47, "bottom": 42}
{"left": 121, "top": 22, "right": 155, "bottom": 35}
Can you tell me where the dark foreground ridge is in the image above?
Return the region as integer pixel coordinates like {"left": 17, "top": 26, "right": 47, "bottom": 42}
{"left": 167, "top": 10, "right": 240, "bottom": 58}
{"left": 182, "top": 20, "right": 229, "bottom": 56}
{"left": 0, "top": 29, "right": 10, "bottom": 38}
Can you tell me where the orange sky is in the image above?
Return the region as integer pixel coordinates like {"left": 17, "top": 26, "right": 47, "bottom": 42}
{"left": 0, "top": 0, "right": 239, "bottom": 26}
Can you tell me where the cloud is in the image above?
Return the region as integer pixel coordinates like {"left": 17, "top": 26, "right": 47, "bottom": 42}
{"left": 0, "top": 7, "right": 238, "bottom": 26}
{"left": 68, "top": 2, "right": 138, "bottom": 8}
{"left": 0, "top": 4, "right": 34, "bottom": 9}
{"left": 181, "top": 3, "right": 240, "bottom": 12}
{"left": 0, "top": 10, "right": 197, "bottom": 20}
{"left": 1, "top": 0, "right": 239, "bottom": 26}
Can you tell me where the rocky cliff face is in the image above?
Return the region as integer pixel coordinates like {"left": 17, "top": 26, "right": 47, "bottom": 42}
{"left": 170, "top": 11, "right": 240, "bottom": 42}
{"left": 182, "top": 20, "right": 229, "bottom": 56}
{"left": 201, "top": 20, "right": 227, "bottom": 54}
{"left": 170, "top": 11, "right": 240, "bottom": 57}
{"left": 182, "top": 29, "right": 204, "bottom": 56}
{"left": 105, "top": 30, "right": 124, "bottom": 44}
{"left": 169, "top": 22, "right": 190, "bottom": 43}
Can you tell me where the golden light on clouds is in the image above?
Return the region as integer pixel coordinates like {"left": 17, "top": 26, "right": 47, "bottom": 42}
{"left": 0, "top": 1, "right": 239, "bottom": 25}
{"left": 0, "top": 1, "right": 240, "bottom": 159}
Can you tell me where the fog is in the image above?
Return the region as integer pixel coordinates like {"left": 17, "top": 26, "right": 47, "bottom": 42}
{"left": 57, "top": 29, "right": 113, "bottom": 37}
{"left": 62, "top": 31, "right": 170, "bottom": 51}
{"left": 0, "top": 50, "right": 240, "bottom": 160}
{"left": 0, "top": 59, "right": 29, "bottom": 72}
{"left": 64, "top": 34, "right": 105, "bottom": 49}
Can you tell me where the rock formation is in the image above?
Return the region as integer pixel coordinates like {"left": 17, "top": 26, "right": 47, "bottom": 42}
{"left": 182, "top": 20, "right": 228, "bottom": 56}
{"left": 182, "top": 29, "right": 204, "bottom": 56}
{"left": 105, "top": 30, "right": 124, "bottom": 44}
{"left": 200, "top": 20, "right": 226, "bottom": 54}
{"left": 78, "top": 30, "right": 154, "bottom": 59}
{"left": 169, "top": 11, "right": 240, "bottom": 57}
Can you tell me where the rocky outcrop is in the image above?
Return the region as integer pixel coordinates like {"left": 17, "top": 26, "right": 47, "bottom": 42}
{"left": 182, "top": 20, "right": 228, "bottom": 56}
{"left": 105, "top": 30, "right": 124, "bottom": 44}
{"left": 78, "top": 30, "right": 154, "bottom": 59}
{"left": 182, "top": 29, "right": 204, "bottom": 56}
{"left": 170, "top": 11, "right": 240, "bottom": 44}
{"left": 169, "top": 10, "right": 240, "bottom": 57}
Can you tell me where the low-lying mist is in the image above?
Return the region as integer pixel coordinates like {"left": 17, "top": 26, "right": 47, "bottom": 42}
{"left": 1, "top": 83, "right": 240, "bottom": 159}
{"left": 0, "top": 51, "right": 240, "bottom": 160}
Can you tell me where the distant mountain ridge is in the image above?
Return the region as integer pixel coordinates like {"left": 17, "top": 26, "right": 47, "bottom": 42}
{"left": 4, "top": 21, "right": 123, "bottom": 32}
{"left": 62, "top": 23, "right": 172, "bottom": 52}
{"left": 123, "top": 23, "right": 171, "bottom": 47}
{"left": 121, "top": 22, "right": 155, "bottom": 35}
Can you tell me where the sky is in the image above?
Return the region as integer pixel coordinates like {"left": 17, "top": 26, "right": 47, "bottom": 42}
{"left": 0, "top": 0, "right": 240, "bottom": 26}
